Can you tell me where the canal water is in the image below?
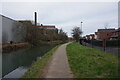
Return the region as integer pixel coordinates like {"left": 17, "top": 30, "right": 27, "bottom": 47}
{"left": 2, "top": 45, "right": 55, "bottom": 78}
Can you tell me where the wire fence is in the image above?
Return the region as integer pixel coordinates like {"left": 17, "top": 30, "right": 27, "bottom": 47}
{"left": 79, "top": 39, "right": 120, "bottom": 55}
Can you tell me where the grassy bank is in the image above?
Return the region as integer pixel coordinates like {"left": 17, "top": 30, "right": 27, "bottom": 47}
{"left": 66, "top": 42, "right": 119, "bottom": 78}
{"left": 21, "top": 45, "right": 59, "bottom": 78}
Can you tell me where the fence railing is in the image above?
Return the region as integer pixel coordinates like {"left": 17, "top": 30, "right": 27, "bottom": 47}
{"left": 79, "top": 39, "right": 119, "bottom": 54}
{"left": 82, "top": 39, "right": 119, "bottom": 47}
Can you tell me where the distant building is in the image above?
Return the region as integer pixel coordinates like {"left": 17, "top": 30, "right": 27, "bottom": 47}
{"left": 95, "top": 28, "right": 120, "bottom": 40}
{"left": 110, "top": 28, "right": 120, "bottom": 40}
{"left": 90, "top": 34, "right": 95, "bottom": 39}
{"left": 1, "top": 14, "right": 59, "bottom": 44}
{"left": 95, "top": 28, "right": 116, "bottom": 40}
{"left": 37, "top": 24, "right": 58, "bottom": 34}
{"left": 85, "top": 34, "right": 95, "bottom": 40}
{"left": 1, "top": 15, "right": 27, "bottom": 44}
{"left": 0, "top": 15, "right": 2, "bottom": 44}
{"left": 95, "top": 32, "right": 98, "bottom": 39}
{"left": 38, "top": 25, "right": 55, "bottom": 29}
{"left": 19, "top": 20, "right": 33, "bottom": 25}
{"left": 86, "top": 35, "right": 90, "bottom": 40}
{"left": 19, "top": 21, "right": 58, "bottom": 35}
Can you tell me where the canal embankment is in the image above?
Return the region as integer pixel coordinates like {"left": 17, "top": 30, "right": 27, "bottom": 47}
{"left": 2, "top": 42, "right": 32, "bottom": 53}
{"left": 66, "top": 42, "right": 119, "bottom": 78}
{"left": 21, "top": 45, "right": 60, "bottom": 78}
{"left": 2, "top": 40, "right": 63, "bottom": 53}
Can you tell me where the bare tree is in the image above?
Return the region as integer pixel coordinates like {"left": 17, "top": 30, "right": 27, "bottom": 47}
{"left": 104, "top": 23, "right": 110, "bottom": 29}
{"left": 58, "top": 28, "right": 68, "bottom": 42}
{"left": 72, "top": 27, "right": 82, "bottom": 42}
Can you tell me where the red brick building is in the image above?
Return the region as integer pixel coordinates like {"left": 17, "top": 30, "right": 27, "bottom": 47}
{"left": 90, "top": 34, "right": 95, "bottom": 39}
{"left": 37, "top": 24, "right": 58, "bottom": 35}
{"left": 86, "top": 35, "right": 91, "bottom": 40}
{"left": 85, "top": 34, "right": 95, "bottom": 40}
{"left": 110, "top": 28, "right": 120, "bottom": 40}
{"left": 95, "top": 28, "right": 120, "bottom": 40}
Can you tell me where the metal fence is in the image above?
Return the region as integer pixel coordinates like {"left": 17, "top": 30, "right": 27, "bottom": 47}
{"left": 80, "top": 39, "right": 119, "bottom": 55}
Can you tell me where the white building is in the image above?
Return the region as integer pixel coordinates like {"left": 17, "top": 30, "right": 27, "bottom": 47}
{"left": 1, "top": 15, "right": 27, "bottom": 44}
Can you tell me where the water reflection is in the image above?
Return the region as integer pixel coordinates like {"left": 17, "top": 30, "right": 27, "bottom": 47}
{"left": 3, "top": 67, "right": 28, "bottom": 78}
{"left": 2, "top": 45, "right": 55, "bottom": 77}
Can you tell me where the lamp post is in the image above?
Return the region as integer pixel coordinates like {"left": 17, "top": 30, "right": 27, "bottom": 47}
{"left": 81, "top": 22, "right": 83, "bottom": 37}
{"left": 80, "top": 22, "right": 83, "bottom": 45}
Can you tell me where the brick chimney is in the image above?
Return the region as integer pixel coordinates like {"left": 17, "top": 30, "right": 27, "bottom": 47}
{"left": 35, "top": 12, "right": 37, "bottom": 26}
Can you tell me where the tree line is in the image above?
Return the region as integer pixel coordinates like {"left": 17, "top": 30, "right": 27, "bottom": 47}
{"left": 20, "top": 21, "right": 68, "bottom": 45}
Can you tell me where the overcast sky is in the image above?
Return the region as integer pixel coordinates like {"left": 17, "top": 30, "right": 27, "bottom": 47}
{"left": 0, "top": 0, "right": 119, "bottom": 37}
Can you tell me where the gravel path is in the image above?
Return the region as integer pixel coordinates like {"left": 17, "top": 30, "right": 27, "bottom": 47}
{"left": 44, "top": 43, "right": 73, "bottom": 78}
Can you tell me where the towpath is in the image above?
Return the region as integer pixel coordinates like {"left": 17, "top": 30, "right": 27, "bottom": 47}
{"left": 43, "top": 43, "right": 73, "bottom": 78}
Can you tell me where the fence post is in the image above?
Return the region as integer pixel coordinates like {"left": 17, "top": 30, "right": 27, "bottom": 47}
{"left": 103, "top": 39, "right": 106, "bottom": 51}
{"left": 91, "top": 39, "right": 93, "bottom": 48}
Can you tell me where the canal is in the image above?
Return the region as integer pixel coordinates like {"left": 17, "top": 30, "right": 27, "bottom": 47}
{"left": 2, "top": 45, "right": 55, "bottom": 78}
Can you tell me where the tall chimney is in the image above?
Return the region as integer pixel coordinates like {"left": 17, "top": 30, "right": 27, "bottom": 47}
{"left": 35, "top": 12, "right": 37, "bottom": 26}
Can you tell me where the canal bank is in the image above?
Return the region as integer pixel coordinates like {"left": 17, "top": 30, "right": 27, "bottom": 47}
{"left": 21, "top": 45, "right": 60, "bottom": 78}
{"left": 66, "top": 42, "right": 119, "bottom": 78}
{"left": 2, "top": 42, "right": 32, "bottom": 53}
{"left": 2, "top": 40, "right": 63, "bottom": 53}
{"left": 2, "top": 44, "right": 58, "bottom": 78}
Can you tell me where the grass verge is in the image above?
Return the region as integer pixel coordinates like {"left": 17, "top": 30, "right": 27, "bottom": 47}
{"left": 66, "top": 42, "right": 119, "bottom": 78}
{"left": 21, "top": 45, "right": 59, "bottom": 78}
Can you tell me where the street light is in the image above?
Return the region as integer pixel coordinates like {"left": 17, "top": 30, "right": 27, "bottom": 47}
{"left": 81, "top": 22, "right": 83, "bottom": 37}
{"left": 79, "top": 21, "right": 83, "bottom": 45}
{"left": 81, "top": 22, "right": 83, "bottom": 31}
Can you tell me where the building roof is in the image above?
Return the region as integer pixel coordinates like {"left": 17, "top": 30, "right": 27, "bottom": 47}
{"left": 86, "top": 35, "right": 90, "bottom": 37}
{"left": 37, "top": 25, "right": 56, "bottom": 29}
{"left": 90, "top": 34, "right": 95, "bottom": 36}
{"left": 98, "top": 29, "right": 115, "bottom": 33}
{"left": 0, "top": 14, "right": 16, "bottom": 21}
{"left": 19, "top": 20, "right": 33, "bottom": 25}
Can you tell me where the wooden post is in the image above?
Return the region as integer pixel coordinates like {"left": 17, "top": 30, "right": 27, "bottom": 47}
{"left": 103, "top": 39, "right": 106, "bottom": 51}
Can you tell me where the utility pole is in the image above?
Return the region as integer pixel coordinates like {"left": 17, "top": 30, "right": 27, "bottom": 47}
{"left": 81, "top": 22, "right": 83, "bottom": 37}
{"left": 80, "top": 21, "right": 83, "bottom": 45}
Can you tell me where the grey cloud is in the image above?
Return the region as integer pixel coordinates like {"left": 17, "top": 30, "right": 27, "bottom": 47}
{"left": 1, "top": 2, "right": 118, "bottom": 37}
